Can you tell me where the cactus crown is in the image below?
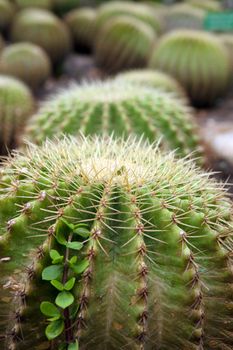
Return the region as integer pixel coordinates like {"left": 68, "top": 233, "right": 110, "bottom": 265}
{"left": 25, "top": 80, "right": 202, "bottom": 160}
{"left": 0, "top": 42, "right": 51, "bottom": 90}
{"left": 0, "top": 136, "right": 232, "bottom": 349}
{"left": 150, "top": 30, "right": 230, "bottom": 107}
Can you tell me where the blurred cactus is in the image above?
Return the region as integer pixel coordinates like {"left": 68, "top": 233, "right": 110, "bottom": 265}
{"left": 96, "top": 1, "right": 162, "bottom": 33}
{"left": 11, "top": 9, "right": 71, "bottom": 64}
{"left": 150, "top": 30, "right": 230, "bottom": 107}
{"left": 53, "top": 0, "right": 80, "bottom": 15}
{"left": 0, "top": 34, "right": 4, "bottom": 52}
{"left": 164, "top": 4, "right": 205, "bottom": 32}
{"left": 220, "top": 34, "right": 233, "bottom": 72}
{"left": 0, "top": 75, "right": 34, "bottom": 155}
{"left": 0, "top": 0, "right": 15, "bottom": 32}
{"left": 94, "top": 15, "right": 156, "bottom": 73}
{"left": 186, "top": 0, "right": 222, "bottom": 12}
{"left": 25, "top": 80, "right": 203, "bottom": 161}
{"left": 65, "top": 7, "right": 97, "bottom": 52}
{"left": 15, "top": 0, "right": 52, "bottom": 9}
{"left": 115, "top": 69, "right": 188, "bottom": 101}
{"left": 0, "top": 42, "right": 51, "bottom": 90}
{"left": 0, "top": 136, "right": 232, "bottom": 349}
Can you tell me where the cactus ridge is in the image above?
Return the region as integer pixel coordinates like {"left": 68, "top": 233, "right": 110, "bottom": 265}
{"left": 94, "top": 15, "right": 156, "bottom": 73}
{"left": 0, "top": 136, "right": 232, "bottom": 349}
{"left": 25, "top": 80, "right": 203, "bottom": 160}
{"left": 150, "top": 30, "right": 230, "bottom": 107}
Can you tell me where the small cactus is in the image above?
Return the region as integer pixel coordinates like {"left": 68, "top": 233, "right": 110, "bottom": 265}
{"left": 0, "top": 75, "right": 34, "bottom": 155}
{"left": 65, "top": 7, "right": 97, "bottom": 53}
{"left": 96, "top": 1, "right": 161, "bottom": 33}
{"left": 0, "top": 42, "right": 51, "bottom": 90}
{"left": 163, "top": 4, "right": 205, "bottom": 32}
{"left": 11, "top": 9, "right": 71, "bottom": 64}
{"left": 15, "top": 0, "right": 52, "bottom": 10}
{"left": 115, "top": 69, "right": 188, "bottom": 101}
{"left": 150, "top": 30, "right": 230, "bottom": 107}
{"left": 0, "top": 136, "right": 232, "bottom": 349}
{"left": 25, "top": 80, "right": 203, "bottom": 161}
{"left": 94, "top": 15, "right": 156, "bottom": 73}
{"left": 0, "top": 0, "right": 15, "bottom": 31}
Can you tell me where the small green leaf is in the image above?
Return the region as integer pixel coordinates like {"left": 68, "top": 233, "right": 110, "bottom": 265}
{"left": 61, "top": 218, "right": 75, "bottom": 230}
{"left": 45, "top": 319, "right": 64, "bottom": 340}
{"left": 73, "top": 227, "right": 90, "bottom": 238}
{"left": 40, "top": 302, "right": 60, "bottom": 317}
{"left": 68, "top": 341, "right": 79, "bottom": 350}
{"left": 56, "top": 229, "right": 67, "bottom": 245}
{"left": 55, "top": 291, "right": 74, "bottom": 309}
{"left": 51, "top": 279, "right": 64, "bottom": 291}
{"left": 64, "top": 277, "right": 76, "bottom": 291}
{"left": 66, "top": 241, "right": 83, "bottom": 250}
{"left": 49, "top": 249, "right": 61, "bottom": 260}
{"left": 48, "top": 316, "right": 61, "bottom": 321}
{"left": 42, "top": 265, "right": 63, "bottom": 281}
{"left": 71, "top": 260, "right": 89, "bottom": 274}
{"left": 52, "top": 256, "right": 64, "bottom": 264}
{"left": 69, "top": 256, "right": 77, "bottom": 265}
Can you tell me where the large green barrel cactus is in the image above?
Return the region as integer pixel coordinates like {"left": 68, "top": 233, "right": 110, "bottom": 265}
{"left": 0, "top": 75, "right": 34, "bottom": 155}
{"left": 0, "top": 42, "right": 51, "bottom": 90}
{"left": 24, "top": 80, "right": 202, "bottom": 160}
{"left": 150, "top": 30, "right": 230, "bottom": 107}
{"left": 0, "top": 136, "right": 232, "bottom": 349}
{"left": 15, "top": 0, "right": 52, "bottom": 9}
{"left": 115, "top": 69, "right": 188, "bottom": 101}
{"left": 96, "top": 1, "right": 161, "bottom": 33}
{"left": 0, "top": 0, "right": 15, "bottom": 31}
{"left": 94, "top": 15, "right": 156, "bottom": 73}
{"left": 65, "top": 8, "right": 97, "bottom": 52}
{"left": 11, "top": 9, "right": 71, "bottom": 64}
{"left": 163, "top": 4, "right": 205, "bottom": 32}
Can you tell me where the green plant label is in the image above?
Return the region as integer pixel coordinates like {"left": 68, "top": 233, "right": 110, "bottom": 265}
{"left": 204, "top": 12, "right": 233, "bottom": 31}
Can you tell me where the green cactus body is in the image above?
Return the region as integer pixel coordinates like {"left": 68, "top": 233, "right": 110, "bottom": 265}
{"left": 65, "top": 8, "right": 97, "bottom": 52}
{"left": 220, "top": 34, "right": 233, "bottom": 73}
{"left": 186, "top": 0, "right": 222, "bottom": 12}
{"left": 53, "top": 0, "right": 80, "bottom": 15}
{"left": 0, "top": 0, "right": 15, "bottom": 31}
{"left": 0, "top": 75, "right": 34, "bottom": 155}
{"left": 96, "top": 1, "right": 161, "bottom": 34}
{"left": 164, "top": 4, "right": 205, "bottom": 32}
{"left": 11, "top": 9, "right": 71, "bottom": 64}
{"left": 0, "top": 43, "right": 51, "bottom": 90}
{"left": 24, "top": 80, "right": 203, "bottom": 161}
{"left": 115, "top": 69, "right": 188, "bottom": 101}
{"left": 15, "top": 0, "right": 52, "bottom": 10}
{"left": 150, "top": 30, "right": 230, "bottom": 107}
{"left": 0, "top": 34, "right": 4, "bottom": 53}
{"left": 0, "top": 136, "right": 232, "bottom": 349}
{"left": 94, "top": 15, "right": 156, "bottom": 73}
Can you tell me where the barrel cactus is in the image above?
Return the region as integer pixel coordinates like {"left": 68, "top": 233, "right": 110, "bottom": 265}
{"left": 0, "top": 43, "right": 51, "bottom": 90}
{"left": 15, "top": 0, "right": 52, "bottom": 9}
{"left": 65, "top": 8, "right": 97, "bottom": 52}
{"left": 115, "top": 69, "right": 188, "bottom": 101}
{"left": 53, "top": 0, "right": 80, "bottom": 15}
{"left": 163, "top": 4, "right": 205, "bottom": 32}
{"left": 0, "top": 0, "right": 15, "bottom": 31}
{"left": 220, "top": 34, "right": 233, "bottom": 72}
{"left": 24, "top": 80, "right": 202, "bottom": 161}
{"left": 96, "top": 1, "right": 161, "bottom": 33}
{"left": 11, "top": 9, "right": 71, "bottom": 64}
{"left": 150, "top": 30, "right": 230, "bottom": 107}
{"left": 94, "top": 15, "right": 156, "bottom": 73}
{"left": 187, "top": 0, "right": 222, "bottom": 12}
{"left": 0, "top": 135, "right": 232, "bottom": 349}
{"left": 0, "top": 75, "right": 34, "bottom": 155}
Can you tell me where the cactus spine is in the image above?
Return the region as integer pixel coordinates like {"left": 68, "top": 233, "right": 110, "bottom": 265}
{"left": 24, "top": 80, "right": 203, "bottom": 161}
{"left": 0, "top": 43, "right": 51, "bottom": 90}
{"left": 0, "top": 136, "right": 232, "bottom": 349}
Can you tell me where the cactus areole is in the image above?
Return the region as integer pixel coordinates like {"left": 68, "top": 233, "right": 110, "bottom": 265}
{"left": 0, "top": 136, "right": 232, "bottom": 349}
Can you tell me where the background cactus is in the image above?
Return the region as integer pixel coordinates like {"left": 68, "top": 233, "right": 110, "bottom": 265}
{"left": 163, "top": 4, "right": 205, "bottom": 32}
{"left": 0, "top": 0, "right": 15, "bottom": 32}
{"left": 65, "top": 7, "right": 97, "bottom": 53}
{"left": 15, "top": 0, "right": 52, "bottom": 10}
{"left": 0, "top": 42, "right": 51, "bottom": 90}
{"left": 115, "top": 69, "right": 188, "bottom": 101}
{"left": 53, "top": 0, "right": 80, "bottom": 15}
{"left": 186, "top": 0, "right": 222, "bottom": 12}
{"left": 220, "top": 34, "right": 233, "bottom": 73}
{"left": 0, "top": 75, "right": 34, "bottom": 155}
{"left": 0, "top": 34, "right": 4, "bottom": 52}
{"left": 0, "top": 136, "right": 232, "bottom": 349}
{"left": 25, "top": 80, "right": 203, "bottom": 161}
{"left": 94, "top": 15, "right": 156, "bottom": 73}
{"left": 11, "top": 9, "right": 71, "bottom": 64}
{"left": 95, "top": 1, "right": 162, "bottom": 33}
{"left": 150, "top": 30, "right": 230, "bottom": 107}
